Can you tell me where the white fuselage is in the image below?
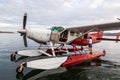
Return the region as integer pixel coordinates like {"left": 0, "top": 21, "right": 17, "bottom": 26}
{"left": 25, "top": 27, "right": 80, "bottom": 44}
{"left": 26, "top": 28, "right": 51, "bottom": 44}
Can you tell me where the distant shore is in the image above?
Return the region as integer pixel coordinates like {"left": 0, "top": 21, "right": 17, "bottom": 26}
{"left": 103, "top": 33, "right": 117, "bottom": 36}
{"left": 0, "top": 31, "right": 14, "bottom": 33}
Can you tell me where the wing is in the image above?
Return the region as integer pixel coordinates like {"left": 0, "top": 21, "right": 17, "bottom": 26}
{"left": 66, "top": 22, "right": 120, "bottom": 33}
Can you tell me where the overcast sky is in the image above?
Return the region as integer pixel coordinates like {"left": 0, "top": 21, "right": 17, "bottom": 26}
{"left": 0, "top": 0, "right": 120, "bottom": 29}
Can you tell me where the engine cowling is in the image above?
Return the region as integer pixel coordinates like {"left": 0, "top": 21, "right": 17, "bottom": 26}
{"left": 26, "top": 28, "right": 51, "bottom": 44}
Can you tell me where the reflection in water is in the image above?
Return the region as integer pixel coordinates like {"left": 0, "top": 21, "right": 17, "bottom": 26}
{"left": 16, "top": 59, "right": 120, "bottom": 80}
{"left": 16, "top": 59, "right": 102, "bottom": 80}
{"left": 16, "top": 68, "right": 67, "bottom": 80}
{"left": 16, "top": 73, "right": 24, "bottom": 80}
{"left": 101, "top": 59, "right": 120, "bottom": 69}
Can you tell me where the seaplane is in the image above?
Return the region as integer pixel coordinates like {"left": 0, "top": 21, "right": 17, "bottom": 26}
{"left": 11, "top": 13, "right": 120, "bottom": 73}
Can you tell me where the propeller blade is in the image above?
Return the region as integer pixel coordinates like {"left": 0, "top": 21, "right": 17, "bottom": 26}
{"left": 23, "top": 13, "right": 27, "bottom": 29}
{"left": 23, "top": 34, "right": 28, "bottom": 47}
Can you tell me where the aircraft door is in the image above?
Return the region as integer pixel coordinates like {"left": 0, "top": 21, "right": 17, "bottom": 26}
{"left": 50, "top": 32, "right": 60, "bottom": 42}
{"left": 59, "top": 30, "right": 68, "bottom": 42}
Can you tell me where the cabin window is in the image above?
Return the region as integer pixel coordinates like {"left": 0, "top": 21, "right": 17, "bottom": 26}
{"left": 52, "top": 26, "right": 64, "bottom": 33}
{"left": 59, "top": 30, "right": 68, "bottom": 42}
{"left": 53, "top": 27, "right": 58, "bottom": 32}
{"left": 70, "top": 32, "right": 75, "bottom": 36}
{"left": 76, "top": 33, "right": 82, "bottom": 37}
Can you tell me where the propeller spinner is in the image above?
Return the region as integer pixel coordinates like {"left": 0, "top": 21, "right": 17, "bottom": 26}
{"left": 18, "top": 13, "right": 28, "bottom": 47}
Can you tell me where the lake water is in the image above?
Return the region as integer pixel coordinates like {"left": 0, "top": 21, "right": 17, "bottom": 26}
{"left": 0, "top": 34, "right": 120, "bottom": 80}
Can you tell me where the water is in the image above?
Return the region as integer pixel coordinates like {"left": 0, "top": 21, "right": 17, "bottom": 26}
{"left": 0, "top": 34, "right": 120, "bottom": 80}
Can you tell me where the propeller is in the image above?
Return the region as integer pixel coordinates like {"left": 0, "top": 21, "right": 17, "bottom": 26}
{"left": 23, "top": 34, "right": 27, "bottom": 47}
{"left": 23, "top": 13, "right": 28, "bottom": 47}
{"left": 18, "top": 13, "right": 28, "bottom": 47}
{"left": 23, "top": 13, "right": 27, "bottom": 29}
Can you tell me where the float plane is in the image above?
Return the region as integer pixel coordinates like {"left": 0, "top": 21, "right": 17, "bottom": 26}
{"left": 11, "top": 13, "right": 120, "bottom": 73}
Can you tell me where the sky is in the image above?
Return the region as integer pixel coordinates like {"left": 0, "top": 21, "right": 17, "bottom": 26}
{"left": 0, "top": 0, "right": 120, "bottom": 30}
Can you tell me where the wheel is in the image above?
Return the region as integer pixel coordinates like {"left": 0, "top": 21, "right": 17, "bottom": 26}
{"left": 10, "top": 53, "right": 16, "bottom": 61}
{"left": 16, "top": 66, "right": 23, "bottom": 73}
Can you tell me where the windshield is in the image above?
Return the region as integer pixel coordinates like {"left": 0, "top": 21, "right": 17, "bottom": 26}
{"left": 52, "top": 26, "right": 65, "bottom": 33}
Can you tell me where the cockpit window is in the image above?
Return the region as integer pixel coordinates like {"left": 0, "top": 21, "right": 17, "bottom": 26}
{"left": 52, "top": 26, "right": 64, "bottom": 33}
